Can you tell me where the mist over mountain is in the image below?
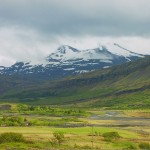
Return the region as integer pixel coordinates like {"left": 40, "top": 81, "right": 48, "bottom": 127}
{"left": 0, "top": 43, "right": 146, "bottom": 80}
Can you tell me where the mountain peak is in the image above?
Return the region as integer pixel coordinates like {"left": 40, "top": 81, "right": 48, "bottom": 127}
{"left": 57, "top": 45, "right": 80, "bottom": 54}
{"left": 98, "top": 45, "right": 108, "bottom": 51}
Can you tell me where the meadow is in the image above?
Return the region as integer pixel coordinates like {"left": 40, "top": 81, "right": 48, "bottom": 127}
{"left": 0, "top": 104, "right": 150, "bottom": 149}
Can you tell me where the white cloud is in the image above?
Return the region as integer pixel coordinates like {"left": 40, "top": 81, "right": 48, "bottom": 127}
{"left": 0, "top": 27, "right": 150, "bottom": 67}
{"left": 0, "top": 27, "right": 57, "bottom": 66}
{"left": 57, "top": 36, "right": 150, "bottom": 54}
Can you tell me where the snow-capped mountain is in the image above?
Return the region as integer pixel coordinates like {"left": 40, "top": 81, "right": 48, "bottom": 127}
{"left": 0, "top": 43, "right": 146, "bottom": 80}
{"left": 47, "top": 44, "right": 144, "bottom": 62}
{"left": 47, "top": 45, "right": 115, "bottom": 61}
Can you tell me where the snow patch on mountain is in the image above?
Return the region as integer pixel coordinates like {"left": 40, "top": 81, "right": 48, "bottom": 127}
{"left": 48, "top": 45, "right": 118, "bottom": 62}
{"left": 48, "top": 45, "right": 80, "bottom": 61}
{"left": 103, "top": 43, "right": 144, "bottom": 58}
{"left": 64, "top": 68, "right": 75, "bottom": 71}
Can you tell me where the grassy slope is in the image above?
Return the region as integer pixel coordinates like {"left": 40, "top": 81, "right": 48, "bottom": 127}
{"left": 0, "top": 56, "right": 150, "bottom": 108}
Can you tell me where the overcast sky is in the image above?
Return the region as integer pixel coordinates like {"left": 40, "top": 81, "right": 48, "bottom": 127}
{"left": 0, "top": 0, "right": 150, "bottom": 66}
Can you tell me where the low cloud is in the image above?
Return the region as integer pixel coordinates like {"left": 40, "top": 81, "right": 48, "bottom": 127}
{"left": 0, "top": 27, "right": 57, "bottom": 66}
{"left": 0, "top": 0, "right": 150, "bottom": 66}
{"left": 0, "top": 27, "right": 150, "bottom": 67}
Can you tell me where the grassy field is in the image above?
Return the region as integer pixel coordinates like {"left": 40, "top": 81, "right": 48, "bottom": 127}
{"left": 0, "top": 126, "right": 144, "bottom": 149}
{"left": 0, "top": 104, "right": 150, "bottom": 149}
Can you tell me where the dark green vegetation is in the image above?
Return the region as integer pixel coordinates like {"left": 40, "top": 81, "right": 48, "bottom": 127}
{"left": 139, "top": 142, "right": 150, "bottom": 150}
{"left": 102, "top": 131, "right": 121, "bottom": 142}
{"left": 0, "top": 104, "right": 88, "bottom": 127}
{"left": 0, "top": 56, "right": 149, "bottom": 109}
{"left": 0, "top": 132, "right": 25, "bottom": 143}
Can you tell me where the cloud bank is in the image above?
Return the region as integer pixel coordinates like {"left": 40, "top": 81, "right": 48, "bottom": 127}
{"left": 0, "top": 0, "right": 150, "bottom": 66}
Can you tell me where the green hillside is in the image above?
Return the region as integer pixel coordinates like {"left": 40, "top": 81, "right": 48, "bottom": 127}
{"left": 0, "top": 56, "right": 150, "bottom": 109}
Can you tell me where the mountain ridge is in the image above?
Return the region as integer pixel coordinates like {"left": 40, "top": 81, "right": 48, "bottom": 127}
{"left": 0, "top": 43, "right": 147, "bottom": 80}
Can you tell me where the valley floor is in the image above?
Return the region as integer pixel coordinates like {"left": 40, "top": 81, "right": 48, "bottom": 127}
{"left": 0, "top": 104, "right": 150, "bottom": 149}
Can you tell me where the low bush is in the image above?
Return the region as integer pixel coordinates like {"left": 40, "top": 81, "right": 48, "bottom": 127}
{"left": 0, "top": 116, "right": 26, "bottom": 126}
{"left": 102, "top": 131, "right": 121, "bottom": 142}
{"left": 123, "top": 145, "right": 137, "bottom": 150}
{"left": 50, "top": 131, "right": 65, "bottom": 146}
{"left": 0, "top": 132, "right": 25, "bottom": 143}
{"left": 139, "top": 142, "right": 150, "bottom": 150}
{"left": 74, "top": 144, "right": 92, "bottom": 149}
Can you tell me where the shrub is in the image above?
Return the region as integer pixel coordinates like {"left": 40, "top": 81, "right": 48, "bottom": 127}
{"left": 50, "top": 132, "right": 65, "bottom": 146}
{"left": 50, "top": 138, "right": 58, "bottom": 146}
{"left": 139, "top": 142, "right": 150, "bottom": 150}
{"left": 123, "top": 145, "right": 137, "bottom": 150}
{"left": 102, "top": 132, "right": 121, "bottom": 142}
{"left": 1, "top": 116, "right": 25, "bottom": 126}
{"left": 74, "top": 144, "right": 92, "bottom": 149}
{"left": 0, "top": 132, "right": 25, "bottom": 143}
